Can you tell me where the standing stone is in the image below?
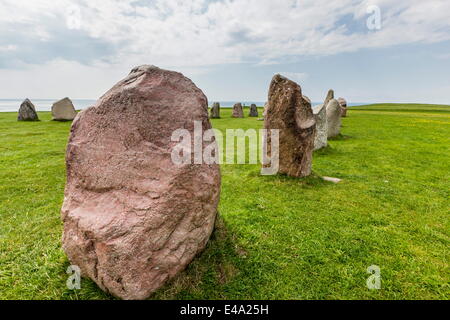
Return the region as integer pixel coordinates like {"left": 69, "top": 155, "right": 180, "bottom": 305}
{"left": 61, "top": 65, "right": 221, "bottom": 300}
{"left": 52, "top": 97, "right": 77, "bottom": 121}
{"left": 232, "top": 103, "right": 244, "bottom": 118}
{"left": 210, "top": 102, "right": 221, "bottom": 119}
{"left": 312, "top": 104, "right": 327, "bottom": 150}
{"left": 18, "top": 99, "right": 39, "bottom": 121}
{"left": 249, "top": 104, "right": 258, "bottom": 117}
{"left": 338, "top": 97, "right": 348, "bottom": 117}
{"left": 326, "top": 99, "right": 342, "bottom": 138}
{"left": 264, "top": 74, "right": 316, "bottom": 177}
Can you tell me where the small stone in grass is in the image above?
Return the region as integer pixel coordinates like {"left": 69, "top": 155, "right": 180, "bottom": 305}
{"left": 323, "top": 176, "right": 342, "bottom": 183}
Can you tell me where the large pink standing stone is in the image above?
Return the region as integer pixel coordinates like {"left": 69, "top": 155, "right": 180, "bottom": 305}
{"left": 61, "top": 65, "right": 221, "bottom": 300}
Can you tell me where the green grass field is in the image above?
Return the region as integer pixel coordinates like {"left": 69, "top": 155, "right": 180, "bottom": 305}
{"left": 0, "top": 104, "right": 449, "bottom": 300}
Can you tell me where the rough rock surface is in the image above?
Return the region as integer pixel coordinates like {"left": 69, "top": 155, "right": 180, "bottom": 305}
{"left": 264, "top": 74, "right": 316, "bottom": 177}
{"left": 326, "top": 99, "right": 342, "bottom": 138}
{"left": 249, "top": 104, "right": 258, "bottom": 117}
{"left": 18, "top": 99, "right": 39, "bottom": 121}
{"left": 210, "top": 102, "right": 221, "bottom": 119}
{"left": 52, "top": 97, "right": 77, "bottom": 121}
{"left": 312, "top": 104, "right": 327, "bottom": 150}
{"left": 61, "top": 65, "right": 221, "bottom": 300}
{"left": 232, "top": 103, "right": 244, "bottom": 118}
{"left": 338, "top": 98, "right": 348, "bottom": 117}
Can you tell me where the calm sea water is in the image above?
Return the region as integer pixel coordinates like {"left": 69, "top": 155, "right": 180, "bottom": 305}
{"left": 0, "top": 99, "right": 97, "bottom": 112}
{"left": 0, "top": 99, "right": 367, "bottom": 112}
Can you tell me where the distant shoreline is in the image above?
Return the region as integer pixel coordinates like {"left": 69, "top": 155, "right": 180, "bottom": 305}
{"left": 0, "top": 99, "right": 371, "bottom": 112}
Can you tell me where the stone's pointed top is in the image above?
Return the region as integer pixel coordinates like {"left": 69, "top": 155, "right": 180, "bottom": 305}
{"left": 56, "top": 97, "right": 72, "bottom": 104}
{"left": 129, "top": 65, "right": 161, "bottom": 75}
{"left": 272, "top": 73, "right": 293, "bottom": 84}
{"left": 324, "top": 89, "right": 334, "bottom": 106}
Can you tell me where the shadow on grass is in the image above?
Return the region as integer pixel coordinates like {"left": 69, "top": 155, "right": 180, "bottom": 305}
{"left": 151, "top": 215, "right": 250, "bottom": 300}
{"left": 314, "top": 145, "right": 339, "bottom": 156}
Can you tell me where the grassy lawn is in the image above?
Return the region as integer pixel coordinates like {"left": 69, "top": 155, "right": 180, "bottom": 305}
{"left": 0, "top": 104, "right": 449, "bottom": 300}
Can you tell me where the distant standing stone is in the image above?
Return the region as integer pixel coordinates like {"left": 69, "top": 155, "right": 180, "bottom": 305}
{"left": 210, "top": 102, "right": 221, "bottom": 119}
{"left": 338, "top": 97, "right": 348, "bottom": 117}
{"left": 264, "top": 74, "right": 316, "bottom": 177}
{"left": 326, "top": 99, "right": 342, "bottom": 138}
{"left": 52, "top": 97, "right": 77, "bottom": 121}
{"left": 312, "top": 104, "right": 327, "bottom": 150}
{"left": 18, "top": 99, "right": 39, "bottom": 121}
{"left": 232, "top": 103, "right": 244, "bottom": 118}
{"left": 249, "top": 104, "right": 258, "bottom": 117}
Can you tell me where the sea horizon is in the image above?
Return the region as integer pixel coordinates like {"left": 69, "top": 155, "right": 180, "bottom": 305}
{"left": 0, "top": 98, "right": 370, "bottom": 112}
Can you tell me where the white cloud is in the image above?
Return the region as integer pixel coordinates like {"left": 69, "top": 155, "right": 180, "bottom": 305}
{"left": 1, "top": 0, "right": 449, "bottom": 68}
{"left": 0, "top": 0, "right": 449, "bottom": 102}
{"left": 0, "top": 45, "right": 17, "bottom": 52}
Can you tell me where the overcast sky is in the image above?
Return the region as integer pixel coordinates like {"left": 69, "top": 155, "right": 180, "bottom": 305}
{"left": 0, "top": 0, "right": 449, "bottom": 104}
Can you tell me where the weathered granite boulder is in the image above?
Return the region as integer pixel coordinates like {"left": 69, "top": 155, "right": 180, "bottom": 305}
{"left": 61, "top": 65, "right": 221, "bottom": 300}
{"left": 312, "top": 104, "right": 327, "bottom": 150}
{"left": 232, "top": 103, "right": 244, "bottom": 118}
{"left": 52, "top": 97, "right": 77, "bottom": 121}
{"left": 249, "top": 104, "right": 258, "bottom": 117}
{"left": 264, "top": 74, "right": 316, "bottom": 177}
{"left": 326, "top": 99, "right": 342, "bottom": 138}
{"left": 210, "top": 102, "right": 220, "bottom": 119}
{"left": 338, "top": 97, "right": 348, "bottom": 117}
{"left": 18, "top": 99, "right": 39, "bottom": 121}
